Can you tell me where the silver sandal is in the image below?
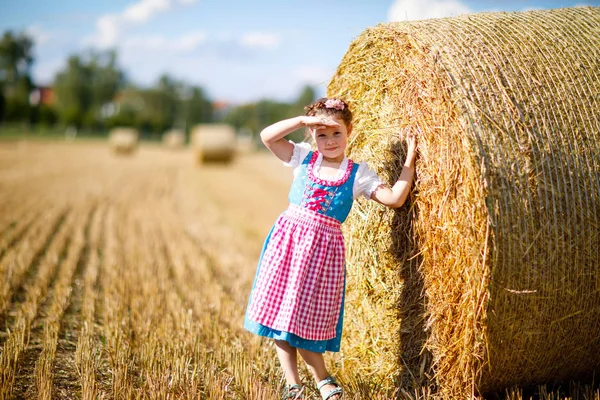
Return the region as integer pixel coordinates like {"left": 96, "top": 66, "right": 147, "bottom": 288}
{"left": 282, "top": 383, "right": 304, "bottom": 399}
{"left": 317, "top": 376, "right": 343, "bottom": 400}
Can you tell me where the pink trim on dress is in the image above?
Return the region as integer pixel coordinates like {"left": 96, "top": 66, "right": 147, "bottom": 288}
{"left": 307, "top": 152, "right": 354, "bottom": 187}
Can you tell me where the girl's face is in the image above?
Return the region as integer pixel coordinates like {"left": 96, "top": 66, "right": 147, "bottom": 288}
{"left": 311, "top": 115, "right": 352, "bottom": 163}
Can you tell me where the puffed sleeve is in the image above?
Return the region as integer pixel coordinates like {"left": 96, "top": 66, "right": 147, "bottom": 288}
{"left": 283, "top": 140, "right": 312, "bottom": 168}
{"left": 354, "top": 162, "right": 385, "bottom": 200}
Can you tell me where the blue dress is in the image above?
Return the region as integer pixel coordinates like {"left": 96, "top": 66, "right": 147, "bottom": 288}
{"left": 244, "top": 150, "right": 359, "bottom": 353}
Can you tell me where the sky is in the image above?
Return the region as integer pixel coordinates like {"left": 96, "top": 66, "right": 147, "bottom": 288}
{"left": 1, "top": 0, "right": 598, "bottom": 104}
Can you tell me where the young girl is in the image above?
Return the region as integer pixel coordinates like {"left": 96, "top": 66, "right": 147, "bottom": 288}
{"left": 244, "top": 97, "right": 417, "bottom": 400}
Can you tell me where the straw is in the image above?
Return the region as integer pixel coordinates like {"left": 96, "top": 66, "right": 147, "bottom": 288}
{"left": 328, "top": 6, "right": 600, "bottom": 397}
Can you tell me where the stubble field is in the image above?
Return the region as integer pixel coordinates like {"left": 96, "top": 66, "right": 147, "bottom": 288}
{"left": 1, "top": 139, "right": 598, "bottom": 400}
{"left": 0, "top": 139, "right": 313, "bottom": 399}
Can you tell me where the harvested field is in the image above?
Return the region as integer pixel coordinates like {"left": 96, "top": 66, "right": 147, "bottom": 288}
{"left": 0, "top": 139, "right": 598, "bottom": 399}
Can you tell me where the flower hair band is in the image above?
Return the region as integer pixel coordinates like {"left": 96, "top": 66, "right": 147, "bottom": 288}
{"left": 324, "top": 98, "right": 345, "bottom": 110}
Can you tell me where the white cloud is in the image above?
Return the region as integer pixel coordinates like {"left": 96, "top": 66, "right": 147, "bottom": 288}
{"left": 86, "top": 0, "right": 197, "bottom": 48}
{"left": 177, "top": 32, "right": 207, "bottom": 51}
{"left": 122, "top": 0, "right": 170, "bottom": 23}
{"left": 92, "top": 14, "right": 121, "bottom": 48}
{"left": 26, "top": 25, "right": 52, "bottom": 46}
{"left": 388, "top": 0, "right": 472, "bottom": 21}
{"left": 239, "top": 33, "right": 281, "bottom": 50}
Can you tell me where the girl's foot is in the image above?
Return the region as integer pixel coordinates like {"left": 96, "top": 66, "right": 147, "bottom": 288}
{"left": 317, "top": 376, "right": 343, "bottom": 399}
{"left": 282, "top": 383, "right": 304, "bottom": 399}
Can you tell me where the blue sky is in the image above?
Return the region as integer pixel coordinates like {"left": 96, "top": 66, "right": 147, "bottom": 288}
{"left": 1, "top": 0, "right": 598, "bottom": 104}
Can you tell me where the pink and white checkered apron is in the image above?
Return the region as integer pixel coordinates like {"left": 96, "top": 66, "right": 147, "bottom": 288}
{"left": 246, "top": 204, "right": 346, "bottom": 340}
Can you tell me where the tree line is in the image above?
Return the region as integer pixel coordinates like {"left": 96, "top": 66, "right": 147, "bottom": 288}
{"left": 0, "top": 30, "right": 316, "bottom": 140}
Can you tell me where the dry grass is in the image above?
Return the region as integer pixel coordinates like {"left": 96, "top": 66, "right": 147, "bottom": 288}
{"left": 0, "top": 139, "right": 598, "bottom": 399}
{"left": 328, "top": 5, "right": 600, "bottom": 398}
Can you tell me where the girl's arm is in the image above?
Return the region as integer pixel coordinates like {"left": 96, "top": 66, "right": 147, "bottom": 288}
{"left": 370, "top": 129, "right": 418, "bottom": 208}
{"left": 260, "top": 116, "right": 340, "bottom": 162}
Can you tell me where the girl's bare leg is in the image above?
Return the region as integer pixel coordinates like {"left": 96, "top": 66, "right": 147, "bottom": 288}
{"left": 298, "top": 348, "right": 341, "bottom": 399}
{"left": 275, "top": 340, "right": 301, "bottom": 385}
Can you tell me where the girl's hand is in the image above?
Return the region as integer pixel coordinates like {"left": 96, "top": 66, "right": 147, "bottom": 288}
{"left": 303, "top": 116, "right": 340, "bottom": 132}
{"left": 402, "top": 126, "right": 419, "bottom": 154}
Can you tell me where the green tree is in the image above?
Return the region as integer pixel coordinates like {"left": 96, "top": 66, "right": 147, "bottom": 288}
{"left": 224, "top": 103, "right": 258, "bottom": 133}
{"left": 107, "top": 76, "right": 213, "bottom": 137}
{"left": 53, "top": 49, "right": 123, "bottom": 129}
{"left": 128, "top": 75, "right": 181, "bottom": 135}
{"left": 54, "top": 56, "right": 89, "bottom": 127}
{"left": 0, "top": 31, "right": 34, "bottom": 123}
{"left": 181, "top": 86, "right": 212, "bottom": 129}
{"left": 223, "top": 85, "right": 316, "bottom": 143}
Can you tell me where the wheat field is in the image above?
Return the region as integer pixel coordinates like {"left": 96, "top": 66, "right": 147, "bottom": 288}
{"left": 0, "top": 140, "right": 597, "bottom": 400}
{"left": 0, "top": 140, "right": 294, "bottom": 399}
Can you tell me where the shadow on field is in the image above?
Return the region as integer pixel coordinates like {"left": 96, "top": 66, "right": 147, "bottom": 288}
{"left": 384, "top": 140, "right": 435, "bottom": 396}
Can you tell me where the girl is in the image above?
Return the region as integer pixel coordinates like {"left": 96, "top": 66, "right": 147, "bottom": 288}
{"left": 244, "top": 97, "right": 417, "bottom": 400}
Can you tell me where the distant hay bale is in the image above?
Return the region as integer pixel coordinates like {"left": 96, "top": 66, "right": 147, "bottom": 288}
{"left": 162, "top": 129, "right": 186, "bottom": 149}
{"left": 328, "top": 6, "right": 600, "bottom": 397}
{"left": 108, "top": 127, "right": 139, "bottom": 155}
{"left": 190, "top": 123, "right": 237, "bottom": 164}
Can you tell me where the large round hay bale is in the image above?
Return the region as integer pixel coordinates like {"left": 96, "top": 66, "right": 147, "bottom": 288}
{"left": 108, "top": 127, "right": 139, "bottom": 155}
{"left": 162, "top": 129, "right": 186, "bottom": 149}
{"left": 328, "top": 6, "right": 600, "bottom": 397}
{"left": 190, "top": 123, "right": 237, "bottom": 164}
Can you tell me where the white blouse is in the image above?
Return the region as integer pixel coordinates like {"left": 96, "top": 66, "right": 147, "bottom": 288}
{"left": 284, "top": 141, "right": 384, "bottom": 200}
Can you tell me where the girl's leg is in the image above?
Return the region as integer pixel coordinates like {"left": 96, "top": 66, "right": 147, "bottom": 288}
{"left": 297, "top": 348, "right": 341, "bottom": 399}
{"left": 275, "top": 340, "right": 301, "bottom": 385}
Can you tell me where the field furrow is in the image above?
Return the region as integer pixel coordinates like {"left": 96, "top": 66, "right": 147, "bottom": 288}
{"left": 96, "top": 206, "right": 137, "bottom": 399}
{"left": 0, "top": 209, "right": 77, "bottom": 398}
{"left": 74, "top": 204, "right": 105, "bottom": 400}
{"left": 0, "top": 206, "right": 67, "bottom": 319}
{"left": 49, "top": 204, "right": 100, "bottom": 399}
{"left": 158, "top": 216, "right": 244, "bottom": 398}
{"left": 32, "top": 205, "right": 91, "bottom": 400}
{"left": 156, "top": 196, "right": 282, "bottom": 399}
{"left": 0, "top": 201, "right": 43, "bottom": 257}
{"left": 128, "top": 209, "right": 205, "bottom": 398}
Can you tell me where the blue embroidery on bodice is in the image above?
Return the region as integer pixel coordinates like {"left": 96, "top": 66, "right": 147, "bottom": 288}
{"left": 288, "top": 151, "right": 359, "bottom": 223}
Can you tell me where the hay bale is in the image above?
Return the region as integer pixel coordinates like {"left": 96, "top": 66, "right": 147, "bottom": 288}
{"left": 190, "top": 123, "right": 237, "bottom": 164}
{"left": 327, "top": 6, "right": 600, "bottom": 397}
{"left": 162, "top": 129, "right": 186, "bottom": 149}
{"left": 108, "top": 127, "right": 139, "bottom": 155}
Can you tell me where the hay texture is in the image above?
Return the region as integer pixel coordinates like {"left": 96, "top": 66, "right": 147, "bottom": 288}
{"left": 108, "top": 127, "right": 139, "bottom": 155}
{"left": 328, "top": 6, "right": 600, "bottom": 397}
{"left": 162, "top": 129, "right": 186, "bottom": 149}
{"left": 190, "top": 123, "right": 237, "bottom": 164}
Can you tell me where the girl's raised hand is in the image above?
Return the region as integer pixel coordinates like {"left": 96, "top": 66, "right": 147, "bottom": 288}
{"left": 303, "top": 116, "right": 340, "bottom": 132}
